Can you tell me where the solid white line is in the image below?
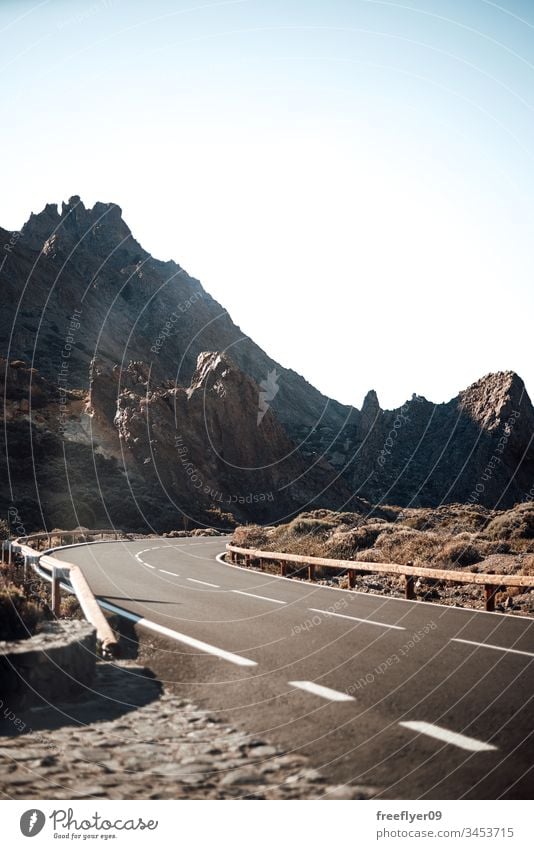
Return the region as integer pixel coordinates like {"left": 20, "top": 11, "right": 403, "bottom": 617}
{"left": 159, "top": 569, "right": 180, "bottom": 577}
{"left": 98, "top": 600, "right": 257, "bottom": 667}
{"left": 289, "top": 680, "right": 355, "bottom": 702}
{"left": 399, "top": 721, "right": 497, "bottom": 752}
{"left": 451, "top": 638, "right": 534, "bottom": 658}
{"left": 232, "top": 590, "right": 287, "bottom": 605}
{"left": 187, "top": 577, "right": 220, "bottom": 588}
{"left": 308, "top": 607, "right": 405, "bottom": 631}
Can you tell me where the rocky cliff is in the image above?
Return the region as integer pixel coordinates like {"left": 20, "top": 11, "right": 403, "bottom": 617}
{"left": 1, "top": 197, "right": 533, "bottom": 531}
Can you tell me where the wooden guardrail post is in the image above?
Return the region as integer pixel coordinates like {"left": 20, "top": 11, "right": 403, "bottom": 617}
{"left": 51, "top": 566, "right": 69, "bottom": 617}
{"left": 51, "top": 575, "right": 60, "bottom": 616}
{"left": 280, "top": 560, "right": 287, "bottom": 577}
{"left": 405, "top": 575, "right": 416, "bottom": 600}
{"left": 348, "top": 569, "right": 356, "bottom": 588}
{"left": 485, "top": 584, "right": 502, "bottom": 612}
{"left": 308, "top": 564, "right": 315, "bottom": 582}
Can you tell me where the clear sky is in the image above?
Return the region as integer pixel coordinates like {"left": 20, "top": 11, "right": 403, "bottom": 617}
{"left": 1, "top": 0, "right": 533, "bottom": 409}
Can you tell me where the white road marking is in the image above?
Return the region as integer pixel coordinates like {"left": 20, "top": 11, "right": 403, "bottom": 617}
{"left": 289, "top": 680, "right": 355, "bottom": 702}
{"left": 159, "top": 569, "right": 180, "bottom": 577}
{"left": 187, "top": 577, "right": 220, "bottom": 588}
{"left": 399, "top": 721, "right": 497, "bottom": 752}
{"left": 308, "top": 607, "right": 405, "bottom": 630}
{"left": 232, "top": 590, "right": 287, "bottom": 605}
{"left": 451, "top": 638, "right": 534, "bottom": 659}
{"left": 134, "top": 551, "right": 155, "bottom": 568}
{"left": 98, "top": 600, "right": 257, "bottom": 667}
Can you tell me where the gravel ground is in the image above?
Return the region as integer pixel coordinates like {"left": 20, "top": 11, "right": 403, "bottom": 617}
{"left": 0, "top": 660, "right": 377, "bottom": 800}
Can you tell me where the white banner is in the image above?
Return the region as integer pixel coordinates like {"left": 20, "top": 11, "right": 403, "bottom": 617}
{"left": 2, "top": 800, "right": 531, "bottom": 849}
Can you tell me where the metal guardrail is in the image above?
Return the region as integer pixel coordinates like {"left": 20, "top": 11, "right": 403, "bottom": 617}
{"left": 3, "top": 530, "right": 128, "bottom": 656}
{"left": 226, "top": 544, "right": 534, "bottom": 613}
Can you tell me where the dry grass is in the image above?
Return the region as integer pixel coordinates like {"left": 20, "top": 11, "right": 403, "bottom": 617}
{"left": 232, "top": 502, "right": 534, "bottom": 574}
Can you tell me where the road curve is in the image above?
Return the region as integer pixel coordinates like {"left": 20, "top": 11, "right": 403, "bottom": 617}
{"left": 54, "top": 536, "right": 534, "bottom": 799}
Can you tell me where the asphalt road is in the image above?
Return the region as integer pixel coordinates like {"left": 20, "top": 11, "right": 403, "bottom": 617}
{"left": 55, "top": 537, "right": 534, "bottom": 799}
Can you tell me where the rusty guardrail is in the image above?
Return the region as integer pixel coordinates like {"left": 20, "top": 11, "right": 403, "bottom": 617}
{"left": 226, "top": 544, "right": 534, "bottom": 613}
{"left": 4, "top": 529, "right": 128, "bottom": 656}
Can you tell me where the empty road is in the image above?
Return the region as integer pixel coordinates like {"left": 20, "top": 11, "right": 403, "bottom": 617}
{"left": 54, "top": 537, "right": 534, "bottom": 799}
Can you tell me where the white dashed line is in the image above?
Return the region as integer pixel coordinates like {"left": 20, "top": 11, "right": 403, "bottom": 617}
{"left": 450, "top": 638, "right": 534, "bottom": 658}
{"left": 232, "top": 590, "right": 287, "bottom": 605}
{"left": 187, "top": 578, "right": 220, "bottom": 588}
{"left": 289, "top": 681, "right": 355, "bottom": 702}
{"left": 399, "top": 721, "right": 497, "bottom": 752}
{"left": 308, "top": 608, "right": 405, "bottom": 630}
{"left": 98, "top": 601, "right": 257, "bottom": 667}
{"left": 159, "top": 569, "right": 180, "bottom": 577}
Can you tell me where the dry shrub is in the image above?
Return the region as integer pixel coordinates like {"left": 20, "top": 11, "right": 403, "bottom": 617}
{"left": 60, "top": 593, "right": 83, "bottom": 619}
{"left": 436, "top": 536, "right": 485, "bottom": 567}
{"left": 287, "top": 517, "right": 336, "bottom": 536}
{"left": 206, "top": 508, "right": 237, "bottom": 528}
{"left": 0, "top": 584, "right": 43, "bottom": 641}
{"left": 231, "top": 524, "right": 270, "bottom": 549}
{"left": 327, "top": 525, "right": 384, "bottom": 558}
{"left": 401, "top": 505, "right": 490, "bottom": 533}
{"left": 374, "top": 527, "right": 443, "bottom": 566}
{"left": 485, "top": 503, "right": 534, "bottom": 547}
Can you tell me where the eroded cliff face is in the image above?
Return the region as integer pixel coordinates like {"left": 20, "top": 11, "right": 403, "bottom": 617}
{"left": 0, "top": 350, "right": 353, "bottom": 531}
{"left": 1, "top": 197, "right": 534, "bottom": 532}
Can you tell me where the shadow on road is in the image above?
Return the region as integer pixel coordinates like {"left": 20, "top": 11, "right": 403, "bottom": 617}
{"left": 0, "top": 616, "right": 162, "bottom": 736}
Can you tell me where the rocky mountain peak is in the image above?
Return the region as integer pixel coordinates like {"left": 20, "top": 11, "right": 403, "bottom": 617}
{"left": 360, "top": 388, "right": 381, "bottom": 430}
{"left": 458, "top": 370, "right": 528, "bottom": 432}
{"left": 22, "top": 195, "right": 136, "bottom": 257}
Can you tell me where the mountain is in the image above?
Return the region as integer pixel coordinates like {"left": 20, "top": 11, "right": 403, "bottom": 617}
{"left": 1, "top": 197, "right": 533, "bottom": 532}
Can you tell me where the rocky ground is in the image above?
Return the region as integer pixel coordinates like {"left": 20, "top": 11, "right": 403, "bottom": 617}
{"left": 0, "top": 660, "right": 377, "bottom": 800}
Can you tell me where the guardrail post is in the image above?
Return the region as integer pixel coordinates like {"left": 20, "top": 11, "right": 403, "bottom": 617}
{"left": 245, "top": 555, "right": 251, "bottom": 568}
{"left": 280, "top": 560, "right": 287, "bottom": 577}
{"left": 52, "top": 571, "right": 61, "bottom": 617}
{"left": 348, "top": 569, "right": 356, "bottom": 588}
{"left": 50, "top": 566, "right": 70, "bottom": 617}
{"left": 307, "top": 564, "right": 315, "bottom": 582}
{"left": 405, "top": 575, "right": 416, "bottom": 600}
{"left": 7, "top": 540, "right": 12, "bottom": 565}
{"left": 485, "top": 584, "right": 497, "bottom": 612}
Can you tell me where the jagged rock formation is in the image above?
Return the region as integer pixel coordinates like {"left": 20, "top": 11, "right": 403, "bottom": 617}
{"left": 1, "top": 197, "right": 533, "bottom": 531}
{"left": 342, "top": 371, "right": 534, "bottom": 509}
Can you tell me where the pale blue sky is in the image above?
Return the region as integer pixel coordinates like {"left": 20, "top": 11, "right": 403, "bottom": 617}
{"left": 1, "top": 0, "right": 533, "bottom": 409}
